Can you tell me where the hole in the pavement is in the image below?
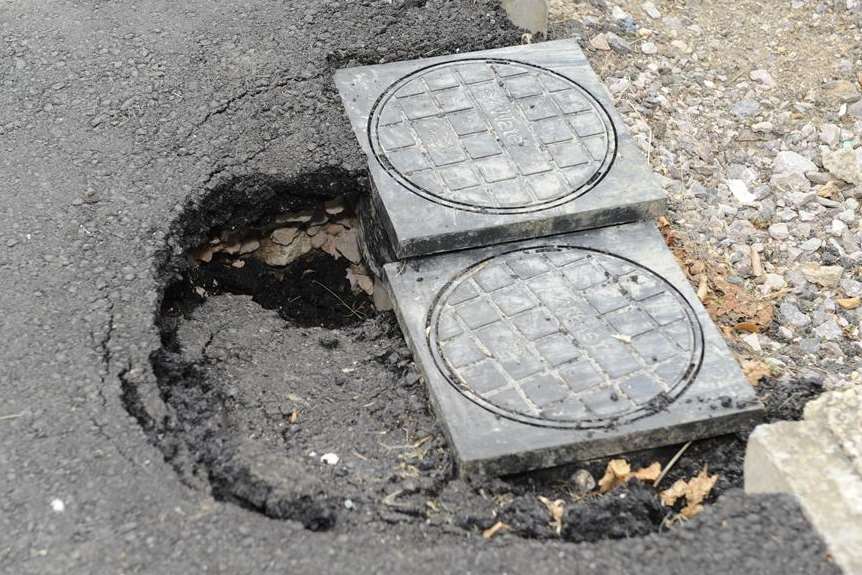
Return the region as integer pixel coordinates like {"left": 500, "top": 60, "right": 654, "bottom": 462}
{"left": 187, "top": 200, "right": 379, "bottom": 329}
{"left": 130, "top": 168, "right": 826, "bottom": 543}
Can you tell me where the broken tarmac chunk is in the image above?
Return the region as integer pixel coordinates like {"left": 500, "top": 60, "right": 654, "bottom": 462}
{"left": 384, "top": 222, "right": 763, "bottom": 477}
{"left": 335, "top": 39, "right": 665, "bottom": 259}
{"left": 745, "top": 386, "right": 862, "bottom": 575}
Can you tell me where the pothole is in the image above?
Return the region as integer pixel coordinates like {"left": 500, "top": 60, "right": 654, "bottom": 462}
{"left": 134, "top": 171, "right": 825, "bottom": 543}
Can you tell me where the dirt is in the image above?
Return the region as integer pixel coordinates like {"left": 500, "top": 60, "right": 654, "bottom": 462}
{"left": 135, "top": 176, "right": 827, "bottom": 545}
{"left": 119, "top": 0, "right": 840, "bottom": 546}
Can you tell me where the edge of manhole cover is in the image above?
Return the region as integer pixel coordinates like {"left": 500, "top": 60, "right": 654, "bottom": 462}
{"left": 426, "top": 245, "right": 705, "bottom": 429}
{"left": 367, "top": 58, "right": 618, "bottom": 215}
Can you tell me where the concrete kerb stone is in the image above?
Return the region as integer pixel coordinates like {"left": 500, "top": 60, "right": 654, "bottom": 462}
{"left": 745, "top": 385, "right": 862, "bottom": 575}
{"left": 336, "top": 39, "right": 665, "bottom": 259}
{"left": 500, "top": 0, "right": 549, "bottom": 35}
{"left": 385, "top": 222, "right": 764, "bottom": 477}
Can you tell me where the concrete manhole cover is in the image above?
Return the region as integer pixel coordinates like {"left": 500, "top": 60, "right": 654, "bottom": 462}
{"left": 427, "top": 246, "right": 704, "bottom": 428}
{"left": 368, "top": 59, "right": 617, "bottom": 214}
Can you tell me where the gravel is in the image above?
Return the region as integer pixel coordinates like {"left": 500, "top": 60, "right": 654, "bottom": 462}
{"left": 551, "top": 0, "right": 861, "bottom": 392}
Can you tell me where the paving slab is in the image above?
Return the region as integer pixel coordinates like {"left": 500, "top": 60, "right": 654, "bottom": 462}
{"left": 336, "top": 39, "right": 665, "bottom": 259}
{"left": 745, "top": 385, "right": 862, "bottom": 575}
{"left": 385, "top": 222, "right": 763, "bottom": 477}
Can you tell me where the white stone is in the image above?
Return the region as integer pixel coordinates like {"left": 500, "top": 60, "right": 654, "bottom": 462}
{"left": 814, "top": 318, "right": 843, "bottom": 340}
{"left": 763, "top": 274, "right": 787, "bottom": 290}
{"left": 800, "top": 262, "right": 844, "bottom": 288}
{"left": 839, "top": 209, "right": 857, "bottom": 224}
{"left": 50, "top": 499, "right": 65, "bottom": 513}
{"left": 822, "top": 146, "right": 862, "bottom": 186}
{"left": 608, "top": 77, "right": 630, "bottom": 94}
{"left": 670, "top": 40, "right": 689, "bottom": 53}
{"left": 641, "top": 41, "right": 658, "bottom": 55}
{"left": 770, "top": 171, "right": 811, "bottom": 192}
{"left": 727, "top": 164, "right": 759, "bottom": 184}
{"left": 820, "top": 123, "right": 842, "bottom": 147}
{"left": 752, "top": 121, "right": 773, "bottom": 133}
{"left": 642, "top": 1, "right": 661, "bottom": 18}
{"left": 832, "top": 219, "right": 849, "bottom": 236}
{"left": 749, "top": 69, "right": 776, "bottom": 89}
{"left": 589, "top": 33, "right": 611, "bottom": 51}
{"left": 611, "top": 5, "right": 630, "bottom": 20}
{"left": 321, "top": 452, "right": 340, "bottom": 465}
{"left": 745, "top": 386, "right": 862, "bottom": 575}
{"left": 768, "top": 222, "right": 790, "bottom": 240}
{"left": 800, "top": 238, "right": 822, "bottom": 252}
{"left": 773, "top": 150, "right": 817, "bottom": 176}
{"left": 727, "top": 179, "right": 756, "bottom": 204}
{"left": 740, "top": 332, "right": 762, "bottom": 352}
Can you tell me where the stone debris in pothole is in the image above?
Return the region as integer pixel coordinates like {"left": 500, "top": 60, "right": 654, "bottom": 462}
{"left": 190, "top": 199, "right": 392, "bottom": 311}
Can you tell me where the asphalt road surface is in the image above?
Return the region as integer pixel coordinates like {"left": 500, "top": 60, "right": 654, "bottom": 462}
{"left": 0, "top": 1, "right": 841, "bottom": 573}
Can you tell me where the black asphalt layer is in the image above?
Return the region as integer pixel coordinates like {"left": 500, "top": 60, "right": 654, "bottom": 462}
{"left": 0, "top": 1, "right": 840, "bottom": 573}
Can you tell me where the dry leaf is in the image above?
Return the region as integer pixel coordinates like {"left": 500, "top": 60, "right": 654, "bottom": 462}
{"left": 741, "top": 359, "right": 771, "bottom": 385}
{"left": 482, "top": 521, "right": 509, "bottom": 540}
{"left": 680, "top": 467, "right": 718, "bottom": 518}
{"left": 706, "top": 275, "right": 774, "bottom": 331}
{"left": 660, "top": 466, "right": 719, "bottom": 520}
{"left": 684, "top": 467, "right": 718, "bottom": 504}
{"left": 598, "top": 459, "right": 662, "bottom": 492}
{"left": 734, "top": 321, "right": 761, "bottom": 333}
{"left": 659, "top": 219, "right": 774, "bottom": 332}
{"left": 697, "top": 275, "right": 709, "bottom": 300}
{"left": 660, "top": 479, "right": 688, "bottom": 507}
{"left": 631, "top": 461, "right": 662, "bottom": 482}
{"left": 837, "top": 297, "right": 861, "bottom": 310}
{"left": 538, "top": 496, "right": 565, "bottom": 535}
{"left": 598, "top": 459, "right": 631, "bottom": 492}
{"left": 288, "top": 410, "right": 300, "bottom": 424}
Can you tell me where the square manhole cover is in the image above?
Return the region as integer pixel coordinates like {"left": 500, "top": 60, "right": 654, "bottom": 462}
{"left": 336, "top": 39, "right": 665, "bottom": 259}
{"left": 385, "top": 222, "right": 763, "bottom": 477}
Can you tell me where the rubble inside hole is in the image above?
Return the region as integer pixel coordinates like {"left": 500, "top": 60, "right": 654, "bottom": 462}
{"left": 188, "top": 196, "right": 392, "bottom": 327}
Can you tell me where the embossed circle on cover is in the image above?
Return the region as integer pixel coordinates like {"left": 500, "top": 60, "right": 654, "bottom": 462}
{"left": 368, "top": 59, "right": 616, "bottom": 214}
{"left": 427, "top": 246, "right": 704, "bottom": 428}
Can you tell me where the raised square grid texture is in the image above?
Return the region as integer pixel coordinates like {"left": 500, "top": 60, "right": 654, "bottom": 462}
{"left": 370, "top": 58, "right": 615, "bottom": 213}
{"left": 430, "top": 246, "right": 701, "bottom": 425}
{"left": 335, "top": 39, "right": 666, "bottom": 259}
{"left": 384, "top": 222, "right": 764, "bottom": 477}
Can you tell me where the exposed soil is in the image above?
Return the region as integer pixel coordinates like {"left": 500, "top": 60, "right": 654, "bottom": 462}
{"left": 138, "top": 178, "right": 826, "bottom": 545}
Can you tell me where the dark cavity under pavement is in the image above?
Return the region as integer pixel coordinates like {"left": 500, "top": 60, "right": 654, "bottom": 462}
{"left": 131, "top": 171, "right": 833, "bottom": 546}
{"left": 0, "top": 0, "right": 841, "bottom": 572}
